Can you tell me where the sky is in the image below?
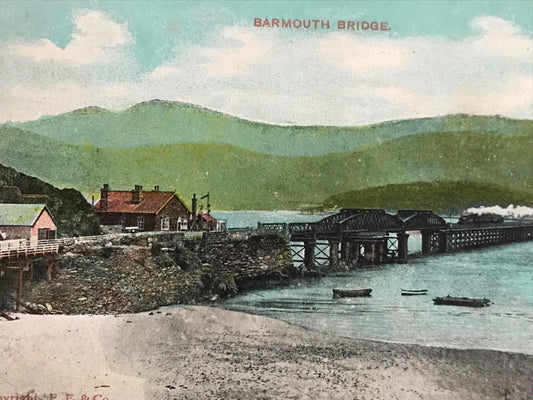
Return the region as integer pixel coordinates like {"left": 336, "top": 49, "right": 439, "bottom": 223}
{"left": 0, "top": 1, "right": 532, "bottom": 125}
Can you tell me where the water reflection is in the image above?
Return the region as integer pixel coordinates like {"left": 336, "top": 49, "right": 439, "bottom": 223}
{"left": 223, "top": 242, "right": 533, "bottom": 354}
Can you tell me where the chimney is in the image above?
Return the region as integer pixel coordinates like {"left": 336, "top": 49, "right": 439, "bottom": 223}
{"left": 192, "top": 193, "right": 197, "bottom": 215}
{"left": 132, "top": 185, "right": 143, "bottom": 204}
{"left": 100, "top": 184, "right": 109, "bottom": 212}
{"left": 153, "top": 185, "right": 160, "bottom": 192}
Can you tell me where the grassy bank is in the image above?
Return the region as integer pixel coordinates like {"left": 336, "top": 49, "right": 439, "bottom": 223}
{"left": 1, "top": 127, "right": 532, "bottom": 211}
{"left": 322, "top": 181, "right": 533, "bottom": 214}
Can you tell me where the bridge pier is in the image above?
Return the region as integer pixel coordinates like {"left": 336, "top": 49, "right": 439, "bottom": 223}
{"left": 340, "top": 240, "right": 350, "bottom": 263}
{"left": 358, "top": 237, "right": 389, "bottom": 264}
{"left": 376, "top": 240, "right": 387, "bottom": 263}
{"left": 303, "top": 239, "right": 316, "bottom": 270}
{"left": 328, "top": 239, "right": 339, "bottom": 268}
{"left": 397, "top": 231, "right": 409, "bottom": 263}
{"left": 339, "top": 239, "right": 364, "bottom": 266}
{"left": 350, "top": 241, "right": 361, "bottom": 265}
{"left": 365, "top": 242, "right": 380, "bottom": 263}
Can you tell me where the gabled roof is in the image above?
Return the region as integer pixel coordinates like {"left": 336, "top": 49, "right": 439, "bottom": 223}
{"left": 94, "top": 191, "right": 188, "bottom": 214}
{"left": 0, "top": 204, "right": 50, "bottom": 226}
{"left": 200, "top": 213, "right": 219, "bottom": 223}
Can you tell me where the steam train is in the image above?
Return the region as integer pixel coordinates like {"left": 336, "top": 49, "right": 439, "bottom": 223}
{"left": 458, "top": 213, "right": 504, "bottom": 225}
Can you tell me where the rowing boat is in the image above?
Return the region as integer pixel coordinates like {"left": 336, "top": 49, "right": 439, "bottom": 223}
{"left": 401, "top": 289, "right": 428, "bottom": 296}
{"left": 332, "top": 288, "right": 372, "bottom": 298}
{"left": 433, "top": 296, "right": 491, "bottom": 307}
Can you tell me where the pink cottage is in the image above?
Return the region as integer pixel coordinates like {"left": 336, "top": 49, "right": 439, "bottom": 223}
{"left": 0, "top": 204, "right": 57, "bottom": 243}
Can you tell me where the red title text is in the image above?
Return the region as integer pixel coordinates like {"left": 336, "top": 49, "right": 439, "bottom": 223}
{"left": 254, "top": 18, "right": 391, "bottom": 31}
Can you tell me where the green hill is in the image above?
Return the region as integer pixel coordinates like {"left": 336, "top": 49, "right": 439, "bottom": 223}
{"left": 321, "top": 181, "right": 533, "bottom": 214}
{"left": 6, "top": 100, "right": 532, "bottom": 156}
{"left": 1, "top": 126, "right": 531, "bottom": 211}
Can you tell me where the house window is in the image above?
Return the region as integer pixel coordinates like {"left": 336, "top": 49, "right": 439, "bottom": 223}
{"left": 119, "top": 216, "right": 126, "bottom": 227}
{"left": 161, "top": 216, "right": 170, "bottom": 230}
{"left": 179, "top": 217, "right": 190, "bottom": 231}
{"left": 137, "top": 216, "right": 145, "bottom": 230}
{"left": 38, "top": 228, "right": 51, "bottom": 240}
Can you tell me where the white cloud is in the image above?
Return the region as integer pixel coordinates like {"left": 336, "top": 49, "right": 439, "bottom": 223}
{"left": 0, "top": 14, "right": 531, "bottom": 125}
{"left": 7, "top": 10, "right": 131, "bottom": 65}
{"left": 319, "top": 33, "right": 411, "bottom": 74}
{"left": 201, "top": 26, "right": 272, "bottom": 77}
{"left": 152, "top": 26, "right": 272, "bottom": 79}
{"left": 452, "top": 75, "right": 533, "bottom": 116}
{"left": 0, "top": 81, "right": 135, "bottom": 122}
{"left": 139, "top": 17, "right": 532, "bottom": 125}
{"left": 470, "top": 16, "right": 531, "bottom": 58}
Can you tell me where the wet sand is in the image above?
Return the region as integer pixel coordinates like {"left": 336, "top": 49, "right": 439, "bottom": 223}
{"left": 0, "top": 306, "right": 531, "bottom": 399}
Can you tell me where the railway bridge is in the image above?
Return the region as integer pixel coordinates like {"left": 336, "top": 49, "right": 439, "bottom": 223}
{"left": 0, "top": 239, "right": 59, "bottom": 311}
{"left": 260, "top": 209, "right": 533, "bottom": 269}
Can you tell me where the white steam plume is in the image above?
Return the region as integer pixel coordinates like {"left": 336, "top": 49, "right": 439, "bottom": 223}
{"left": 463, "top": 205, "right": 533, "bottom": 219}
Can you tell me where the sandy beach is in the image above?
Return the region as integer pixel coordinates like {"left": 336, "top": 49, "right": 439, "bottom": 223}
{"left": 0, "top": 306, "right": 531, "bottom": 400}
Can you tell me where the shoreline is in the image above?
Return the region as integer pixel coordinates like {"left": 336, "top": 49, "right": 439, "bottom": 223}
{"left": 1, "top": 306, "right": 531, "bottom": 400}
{"left": 217, "top": 304, "right": 533, "bottom": 357}
{"left": 236, "top": 310, "right": 533, "bottom": 357}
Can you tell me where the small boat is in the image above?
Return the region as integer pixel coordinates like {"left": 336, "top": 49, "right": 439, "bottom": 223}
{"left": 332, "top": 288, "right": 372, "bottom": 298}
{"left": 433, "top": 296, "right": 491, "bottom": 307}
{"left": 401, "top": 289, "right": 428, "bottom": 296}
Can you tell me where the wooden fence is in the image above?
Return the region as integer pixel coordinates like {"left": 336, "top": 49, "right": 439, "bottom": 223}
{"left": 0, "top": 240, "right": 59, "bottom": 259}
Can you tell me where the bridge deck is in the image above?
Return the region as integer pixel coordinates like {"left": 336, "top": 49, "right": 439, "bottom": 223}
{"left": 0, "top": 241, "right": 59, "bottom": 260}
{"left": 285, "top": 210, "right": 533, "bottom": 267}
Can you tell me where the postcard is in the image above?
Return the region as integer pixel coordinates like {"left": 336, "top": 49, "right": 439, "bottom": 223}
{"left": 0, "top": 1, "right": 532, "bottom": 399}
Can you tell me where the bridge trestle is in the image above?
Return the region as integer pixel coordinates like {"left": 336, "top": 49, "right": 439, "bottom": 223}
{"left": 1, "top": 246, "right": 57, "bottom": 312}
{"left": 289, "top": 209, "right": 533, "bottom": 268}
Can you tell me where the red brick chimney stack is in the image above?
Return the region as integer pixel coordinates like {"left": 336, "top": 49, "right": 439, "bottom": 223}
{"left": 100, "top": 184, "right": 109, "bottom": 212}
{"left": 132, "top": 185, "right": 143, "bottom": 204}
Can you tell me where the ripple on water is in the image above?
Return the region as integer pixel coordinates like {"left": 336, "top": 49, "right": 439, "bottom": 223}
{"left": 224, "top": 241, "right": 533, "bottom": 354}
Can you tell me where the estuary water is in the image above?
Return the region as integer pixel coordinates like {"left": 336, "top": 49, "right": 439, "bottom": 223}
{"left": 214, "top": 211, "right": 533, "bottom": 354}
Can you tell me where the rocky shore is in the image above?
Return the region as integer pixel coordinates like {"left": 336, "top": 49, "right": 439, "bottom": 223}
{"left": 1, "top": 306, "right": 531, "bottom": 400}
{"left": 4, "top": 231, "right": 532, "bottom": 399}
{"left": 22, "top": 231, "right": 299, "bottom": 314}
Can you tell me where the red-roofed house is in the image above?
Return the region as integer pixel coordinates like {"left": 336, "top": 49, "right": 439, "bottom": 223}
{"left": 197, "top": 213, "right": 226, "bottom": 231}
{"left": 94, "top": 184, "right": 191, "bottom": 232}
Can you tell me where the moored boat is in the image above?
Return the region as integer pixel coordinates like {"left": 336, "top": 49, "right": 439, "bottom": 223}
{"left": 332, "top": 288, "right": 372, "bottom": 298}
{"left": 401, "top": 289, "right": 428, "bottom": 296}
{"left": 433, "top": 296, "right": 491, "bottom": 307}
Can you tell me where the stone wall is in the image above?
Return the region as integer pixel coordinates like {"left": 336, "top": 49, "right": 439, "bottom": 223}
{"left": 185, "top": 231, "right": 295, "bottom": 291}
{"left": 23, "top": 230, "right": 296, "bottom": 314}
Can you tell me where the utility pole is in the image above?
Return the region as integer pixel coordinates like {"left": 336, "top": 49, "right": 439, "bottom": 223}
{"left": 201, "top": 192, "right": 210, "bottom": 214}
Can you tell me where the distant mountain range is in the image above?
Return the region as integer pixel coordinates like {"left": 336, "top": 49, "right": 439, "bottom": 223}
{"left": 1, "top": 101, "right": 531, "bottom": 212}
{"left": 6, "top": 99, "right": 533, "bottom": 156}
